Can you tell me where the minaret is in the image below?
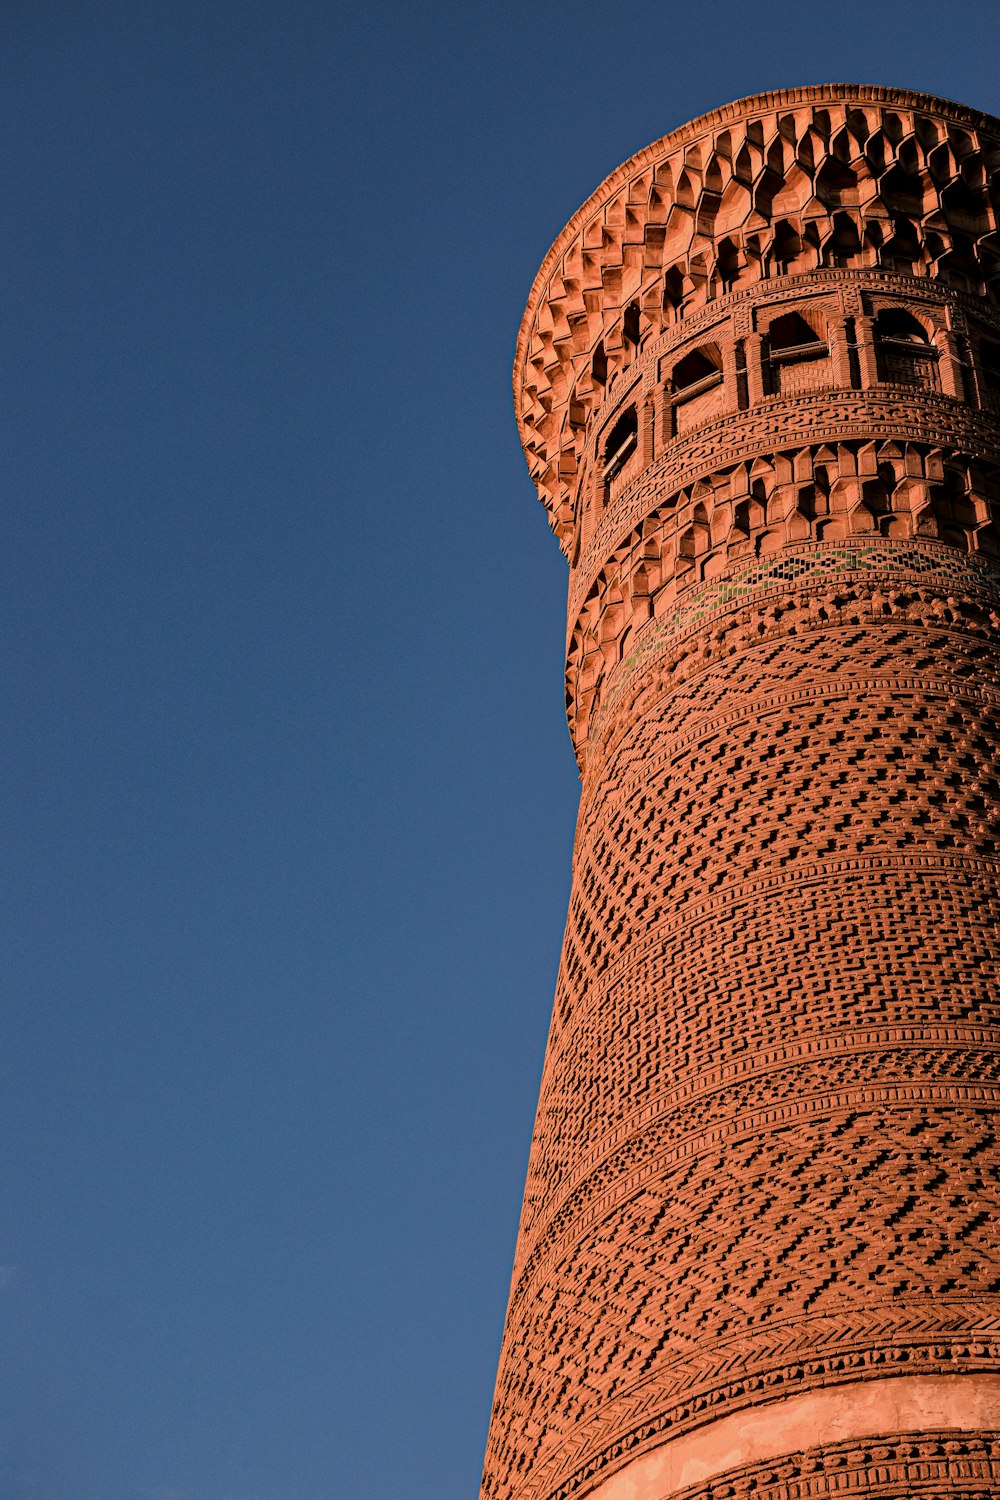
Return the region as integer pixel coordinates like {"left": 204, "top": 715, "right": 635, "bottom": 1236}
{"left": 483, "top": 86, "right": 1000, "bottom": 1500}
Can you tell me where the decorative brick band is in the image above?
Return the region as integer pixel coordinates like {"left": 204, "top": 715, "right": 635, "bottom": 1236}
{"left": 586, "top": 1376, "right": 1000, "bottom": 1500}
{"left": 629, "top": 536, "right": 999, "bottom": 653}
{"left": 574, "top": 391, "right": 1000, "bottom": 611}
{"left": 588, "top": 538, "right": 1000, "bottom": 749}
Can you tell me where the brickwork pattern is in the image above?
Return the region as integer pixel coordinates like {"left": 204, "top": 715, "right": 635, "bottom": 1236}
{"left": 675, "top": 1432, "right": 1000, "bottom": 1500}
{"left": 483, "top": 87, "right": 1000, "bottom": 1500}
{"left": 515, "top": 85, "right": 1000, "bottom": 545}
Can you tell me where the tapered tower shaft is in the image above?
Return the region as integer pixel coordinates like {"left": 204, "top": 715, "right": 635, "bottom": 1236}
{"left": 484, "top": 85, "right": 1000, "bottom": 1500}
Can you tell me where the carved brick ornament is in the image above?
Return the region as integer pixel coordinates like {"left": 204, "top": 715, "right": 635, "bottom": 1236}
{"left": 482, "top": 86, "right": 1000, "bottom": 1500}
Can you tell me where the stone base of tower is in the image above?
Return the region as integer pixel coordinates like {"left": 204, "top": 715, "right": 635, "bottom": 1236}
{"left": 586, "top": 1377, "right": 1000, "bottom": 1500}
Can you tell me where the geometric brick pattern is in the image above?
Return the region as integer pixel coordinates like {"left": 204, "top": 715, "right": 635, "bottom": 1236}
{"left": 486, "top": 608, "right": 1000, "bottom": 1499}
{"left": 676, "top": 1432, "right": 1000, "bottom": 1500}
{"left": 566, "top": 442, "right": 1000, "bottom": 752}
{"left": 483, "top": 87, "right": 1000, "bottom": 1500}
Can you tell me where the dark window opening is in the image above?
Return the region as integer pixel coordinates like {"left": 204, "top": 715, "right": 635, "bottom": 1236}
{"left": 875, "top": 308, "right": 934, "bottom": 347}
{"left": 734, "top": 338, "right": 749, "bottom": 410}
{"left": 603, "top": 407, "right": 638, "bottom": 482}
{"left": 623, "top": 302, "right": 641, "bottom": 347}
{"left": 874, "top": 309, "right": 938, "bottom": 386}
{"left": 768, "top": 311, "right": 827, "bottom": 362}
{"left": 845, "top": 316, "right": 861, "bottom": 387}
{"left": 672, "top": 348, "right": 722, "bottom": 402}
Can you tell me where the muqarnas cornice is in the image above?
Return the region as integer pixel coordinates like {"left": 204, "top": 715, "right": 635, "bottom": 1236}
{"left": 514, "top": 85, "right": 1000, "bottom": 549}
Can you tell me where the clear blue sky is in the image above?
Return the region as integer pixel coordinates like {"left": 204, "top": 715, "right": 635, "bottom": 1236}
{"left": 1, "top": 4, "right": 998, "bottom": 1498}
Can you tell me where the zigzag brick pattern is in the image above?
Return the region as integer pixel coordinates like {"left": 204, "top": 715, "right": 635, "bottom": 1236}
{"left": 483, "top": 87, "right": 1000, "bottom": 1500}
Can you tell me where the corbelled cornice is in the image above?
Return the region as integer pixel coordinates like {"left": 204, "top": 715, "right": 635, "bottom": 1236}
{"left": 514, "top": 84, "right": 1000, "bottom": 547}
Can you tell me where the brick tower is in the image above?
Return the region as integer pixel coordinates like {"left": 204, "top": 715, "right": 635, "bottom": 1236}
{"left": 482, "top": 86, "right": 1000, "bottom": 1500}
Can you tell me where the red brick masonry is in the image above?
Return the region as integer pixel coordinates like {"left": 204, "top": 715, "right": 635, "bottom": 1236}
{"left": 482, "top": 86, "right": 1000, "bottom": 1500}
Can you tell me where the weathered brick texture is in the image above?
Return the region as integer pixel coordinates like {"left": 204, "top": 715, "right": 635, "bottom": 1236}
{"left": 483, "top": 87, "right": 1000, "bottom": 1500}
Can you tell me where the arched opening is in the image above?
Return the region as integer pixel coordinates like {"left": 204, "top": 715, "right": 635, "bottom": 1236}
{"left": 874, "top": 308, "right": 940, "bottom": 389}
{"left": 766, "top": 311, "right": 828, "bottom": 395}
{"left": 670, "top": 347, "right": 724, "bottom": 436}
{"left": 769, "top": 311, "right": 825, "bottom": 356}
{"left": 876, "top": 308, "right": 930, "bottom": 341}
{"left": 672, "top": 348, "right": 722, "bottom": 399}
{"left": 602, "top": 406, "right": 638, "bottom": 485}
{"left": 623, "top": 301, "right": 641, "bottom": 349}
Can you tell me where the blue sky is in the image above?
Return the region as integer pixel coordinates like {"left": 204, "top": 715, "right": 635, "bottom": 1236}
{"left": 2, "top": 4, "right": 999, "bottom": 1498}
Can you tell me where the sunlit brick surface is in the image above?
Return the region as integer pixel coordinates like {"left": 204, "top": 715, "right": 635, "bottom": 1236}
{"left": 483, "top": 87, "right": 1000, "bottom": 1500}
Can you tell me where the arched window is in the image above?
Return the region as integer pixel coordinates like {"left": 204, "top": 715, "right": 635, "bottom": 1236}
{"left": 876, "top": 308, "right": 930, "bottom": 341}
{"left": 669, "top": 347, "right": 724, "bottom": 436}
{"left": 769, "top": 311, "right": 826, "bottom": 358}
{"left": 603, "top": 406, "right": 638, "bottom": 484}
{"left": 672, "top": 348, "right": 722, "bottom": 401}
{"left": 766, "top": 311, "right": 828, "bottom": 395}
{"left": 874, "top": 308, "right": 940, "bottom": 389}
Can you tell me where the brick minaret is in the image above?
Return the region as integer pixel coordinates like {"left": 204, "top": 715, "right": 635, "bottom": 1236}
{"left": 482, "top": 86, "right": 1000, "bottom": 1500}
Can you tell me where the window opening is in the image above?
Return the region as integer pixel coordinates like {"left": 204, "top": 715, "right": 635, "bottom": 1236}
{"left": 734, "top": 339, "right": 749, "bottom": 410}
{"left": 767, "top": 311, "right": 827, "bottom": 363}
{"left": 672, "top": 348, "right": 723, "bottom": 403}
{"left": 603, "top": 407, "right": 638, "bottom": 483}
{"left": 875, "top": 308, "right": 933, "bottom": 345}
{"left": 874, "top": 308, "right": 939, "bottom": 387}
{"left": 766, "top": 312, "right": 828, "bottom": 396}
{"left": 844, "top": 316, "right": 861, "bottom": 387}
